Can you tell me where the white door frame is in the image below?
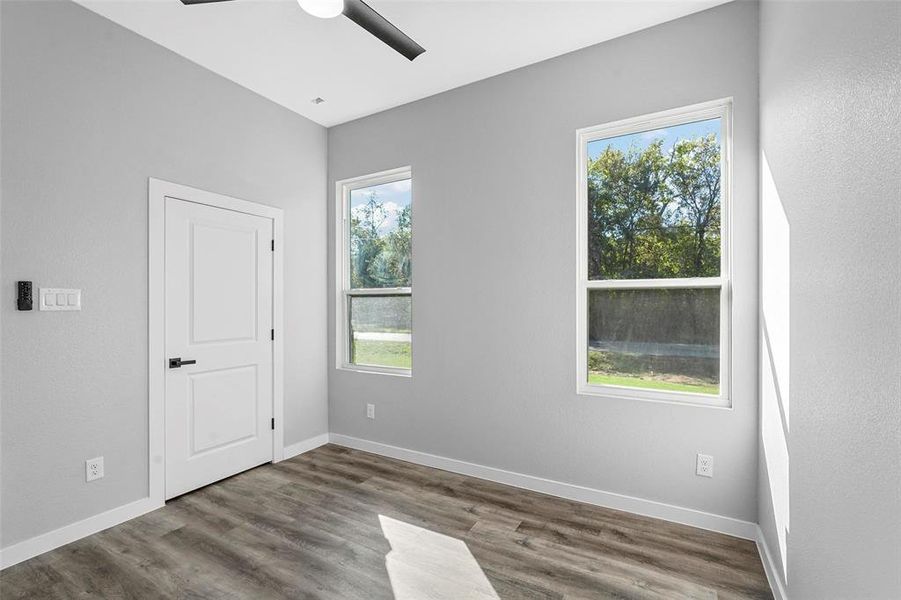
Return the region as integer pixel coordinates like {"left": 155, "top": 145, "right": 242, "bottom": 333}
{"left": 148, "top": 177, "right": 285, "bottom": 505}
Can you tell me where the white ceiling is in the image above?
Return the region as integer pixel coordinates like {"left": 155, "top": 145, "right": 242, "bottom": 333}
{"left": 74, "top": 0, "right": 729, "bottom": 127}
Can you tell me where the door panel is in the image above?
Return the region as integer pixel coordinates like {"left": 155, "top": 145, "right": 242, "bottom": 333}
{"left": 165, "top": 197, "right": 273, "bottom": 499}
{"left": 191, "top": 222, "right": 258, "bottom": 343}
{"left": 189, "top": 365, "right": 258, "bottom": 455}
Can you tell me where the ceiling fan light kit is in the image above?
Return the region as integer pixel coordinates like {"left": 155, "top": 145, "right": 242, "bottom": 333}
{"left": 180, "top": 0, "right": 425, "bottom": 61}
{"left": 296, "top": 0, "right": 343, "bottom": 19}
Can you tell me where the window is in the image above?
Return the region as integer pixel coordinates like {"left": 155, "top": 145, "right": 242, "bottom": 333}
{"left": 577, "top": 100, "right": 731, "bottom": 406}
{"left": 337, "top": 167, "right": 412, "bottom": 375}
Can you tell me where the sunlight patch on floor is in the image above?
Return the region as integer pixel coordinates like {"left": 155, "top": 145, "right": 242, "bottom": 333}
{"left": 379, "top": 514, "right": 500, "bottom": 600}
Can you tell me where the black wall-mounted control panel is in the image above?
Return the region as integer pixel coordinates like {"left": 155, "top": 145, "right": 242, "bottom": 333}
{"left": 17, "top": 281, "right": 33, "bottom": 311}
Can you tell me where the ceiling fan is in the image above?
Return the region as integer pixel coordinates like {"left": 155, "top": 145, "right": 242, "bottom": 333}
{"left": 180, "top": 0, "right": 426, "bottom": 61}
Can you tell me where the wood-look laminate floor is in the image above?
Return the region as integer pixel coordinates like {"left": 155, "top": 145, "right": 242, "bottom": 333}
{"left": 1, "top": 445, "right": 773, "bottom": 599}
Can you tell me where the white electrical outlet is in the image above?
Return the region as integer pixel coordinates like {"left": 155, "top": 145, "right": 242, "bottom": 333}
{"left": 696, "top": 453, "right": 713, "bottom": 478}
{"left": 366, "top": 403, "right": 375, "bottom": 419}
{"left": 86, "top": 456, "right": 104, "bottom": 482}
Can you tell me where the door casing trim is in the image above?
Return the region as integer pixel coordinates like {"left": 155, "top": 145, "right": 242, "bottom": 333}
{"left": 148, "top": 177, "right": 285, "bottom": 505}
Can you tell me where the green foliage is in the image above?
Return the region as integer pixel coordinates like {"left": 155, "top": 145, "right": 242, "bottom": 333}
{"left": 588, "top": 134, "right": 721, "bottom": 279}
{"left": 587, "top": 348, "right": 717, "bottom": 380}
{"left": 587, "top": 349, "right": 614, "bottom": 372}
{"left": 350, "top": 192, "right": 411, "bottom": 288}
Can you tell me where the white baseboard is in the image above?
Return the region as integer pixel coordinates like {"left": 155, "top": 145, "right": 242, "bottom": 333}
{"left": 282, "top": 433, "right": 331, "bottom": 460}
{"left": 329, "top": 434, "right": 758, "bottom": 541}
{"left": 0, "top": 497, "right": 162, "bottom": 570}
{"left": 756, "top": 525, "right": 788, "bottom": 600}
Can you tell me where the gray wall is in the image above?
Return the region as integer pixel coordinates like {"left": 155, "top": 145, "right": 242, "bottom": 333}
{"left": 758, "top": 1, "right": 901, "bottom": 597}
{"left": 328, "top": 1, "right": 760, "bottom": 522}
{"left": 1, "top": 0, "right": 328, "bottom": 547}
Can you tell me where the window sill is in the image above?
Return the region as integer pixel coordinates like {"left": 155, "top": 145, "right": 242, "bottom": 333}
{"left": 337, "top": 364, "right": 412, "bottom": 378}
{"left": 577, "top": 382, "right": 731, "bottom": 409}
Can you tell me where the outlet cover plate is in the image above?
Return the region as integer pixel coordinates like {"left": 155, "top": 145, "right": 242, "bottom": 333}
{"left": 696, "top": 453, "right": 713, "bottom": 478}
{"left": 366, "top": 404, "right": 375, "bottom": 419}
{"left": 86, "top": 456, "right": 104, "bottom": 482}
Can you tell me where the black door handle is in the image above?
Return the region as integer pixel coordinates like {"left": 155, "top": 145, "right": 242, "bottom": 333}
{"left": 169, "top": 357, "right": 197, "bottom": 369}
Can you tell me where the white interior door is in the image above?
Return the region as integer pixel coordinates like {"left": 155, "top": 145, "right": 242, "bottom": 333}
{"left": 164, "top": 196, "right": 274, "bottom": 499}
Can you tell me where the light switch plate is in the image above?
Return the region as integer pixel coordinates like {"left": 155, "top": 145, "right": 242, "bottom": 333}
{"left": 39, "top": 288, "right": 81, "bottom": 311}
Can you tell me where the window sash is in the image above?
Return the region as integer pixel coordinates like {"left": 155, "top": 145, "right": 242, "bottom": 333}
{"left": 342, "top": 290, "right": 412, "bottom": 375}
{"left": 580, "top": 283, "right": 729, "bottom": 405}
{"left": 576, "top": 98, "right": 732, "bottom": 408}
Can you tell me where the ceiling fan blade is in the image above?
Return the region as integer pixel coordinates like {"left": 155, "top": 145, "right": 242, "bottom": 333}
{"left": 342, "top": 0, "right": 425, "bottom": 61}
{"left": 180, "top": 0, "right": 235, "bottom": 5}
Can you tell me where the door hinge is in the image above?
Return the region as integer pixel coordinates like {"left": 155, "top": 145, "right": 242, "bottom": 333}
{"left": 271, "top": 329, "right": 275, "bottom": 341}
{"left": 271, "top": 418, "right": 275, "bottom": 430}
{"left": 271, "top": 239, "right": 275, "bottom": 252}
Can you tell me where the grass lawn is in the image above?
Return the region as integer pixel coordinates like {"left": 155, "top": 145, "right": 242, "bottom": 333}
{"left": 352, "top": 339, "right": 411, "bottom": 369}
{"left": 351, "top": 340, "right": 716, "bottom": 394}
{"left": 589, "top": 372, "right": 719, "bottom": 395}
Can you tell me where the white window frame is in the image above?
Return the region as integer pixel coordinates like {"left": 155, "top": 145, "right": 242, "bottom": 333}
{"left": 335, "top": 166, "right": 413, "bottom": 377}
{"left": 576, "top": 98, "right": 733, "bottom": 408}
